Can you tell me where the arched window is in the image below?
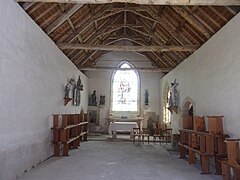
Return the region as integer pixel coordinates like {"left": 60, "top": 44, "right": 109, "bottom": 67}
{"left": 111, "top": 61, "right": 140, "bottom": 116}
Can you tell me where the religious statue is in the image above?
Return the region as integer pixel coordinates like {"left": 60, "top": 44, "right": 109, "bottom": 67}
{"left": 99, "top": 95, "right": 105, "bottom": 105}
{"left": 73, "top": 76, "right": 84, "bottom": 106}
{"left": 145, "top": 90, "right": 149, "bottom": 106}
{"left": 170, "top": 79, "right": 178, "bottom": 107}
{"left": 64, "top": 78, "right": 75, "bottom": 98}
{"left": 167, "top": 79, "right": 179, "bottom": 113}
{"left": 89, "top": 90, "right": 97, "bottom": 106}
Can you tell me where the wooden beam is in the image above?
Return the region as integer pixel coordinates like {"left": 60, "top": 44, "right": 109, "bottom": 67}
{"left": 58, "top": 43, "right": 199, "bottom": 52}
{"left": 225, "top": 6, "right": 237, "bottom": 15}
{"left": 197, "top": 8, "right": 221, "bottom": 28}
{"left": 22, "top": 2, "right": 35, "bottom": 10}
{"left": 208, "top": 6, "right": 228, "bottom": 22}
{"left": 35, "top": 3, "right": 58, "bottom": 21}
{"left": 45, "top": 4, "right": 83, "bottom": 35}
{"left": 78, "top": 66, "right": 171, "bottom": 72}
{"left": 15, "top": 0, "right": 240, "bottom": 6}
{"left": 172, "top": 6, "right": 210, "bottom": 38}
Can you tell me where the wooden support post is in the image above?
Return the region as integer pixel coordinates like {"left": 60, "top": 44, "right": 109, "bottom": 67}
{"left": 233, "top": 169, "right": 240, "bottom": 180}
{"left": 179, "top": 146, "right": 187, "bottom": 159}
{"left": 214, "top": 156, "right": 225, "bottom": 175}
{"left": 63, "top": 143, "right": 69, "bottom": 156}
{"left": 221, "top": 161, "right": 231, "bottom": 180}
{"left": 52, "top": 114, "right": 60, "bottom": 156}
{"left": 201, "top": 156, "right": 210, "bottom": 174}
{"left": 54, "top": 143, "right": 60, "bottom": 157}
{"left": 200, "top": 136, "right": 206, "bottom": 153}
{"left": 189, "top": 150, "right": 195, "bottom": 165}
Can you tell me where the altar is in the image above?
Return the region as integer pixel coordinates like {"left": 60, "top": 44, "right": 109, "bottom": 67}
{"left": 107, "top": 117, "right": 144, "bottom": 130}
{"left": 108, "top": 122, "right": 139, "bottom": 138}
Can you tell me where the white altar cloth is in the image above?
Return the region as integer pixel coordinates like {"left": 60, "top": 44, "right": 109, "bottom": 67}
{"left": 108, "top": 122, "right": 139, "bottom": 135}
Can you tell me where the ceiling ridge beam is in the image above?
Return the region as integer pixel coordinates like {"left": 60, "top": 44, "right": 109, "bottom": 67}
{"left": 45, "top": 3, "right": 83, "bottom": 35}
{"left": 58, "top": 43, "right": 199, "bottom": 52}
{"left": 16, "top": 0, "right": 240, "bottom": 6}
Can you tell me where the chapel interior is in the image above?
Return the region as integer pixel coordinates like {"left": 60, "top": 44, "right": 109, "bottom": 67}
{"left": 1, "top": 0, "right": 240, "bottom": 180}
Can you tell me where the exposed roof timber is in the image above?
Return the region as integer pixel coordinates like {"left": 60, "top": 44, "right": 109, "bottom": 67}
{"left": 35, "top": 3, "right": 58, "bottom": 21}
{"left": 58, "top": 43, "right": 199, "bottom": 52}
{"left": 141, "top": 7, "right": 189, "bottom": 45}
{"left": 22, "top": 2, "right": 35, "bottom": 10}
{"left": 208, "top": 6, "right": 228, "bottom": 22}
{"left": 225, "top": 6, "right": 237, "bottom": 14}
{"left": 15, "top": 0, "right": 240, "bottom": 6}
{"left": 78, "top": 36, "right": 168, "bottom": 67}
{"left": 78, "top": 67, "right": 171, "bottom": 72}
{"left": 172, "top": 6, "right": 210, "bottom": 38}
{"left": 70, "top": 14, "right": 123, "bottom": 64}
{"left": 63, "top": 4, "right": 121, "bottom": 43}
{"left": 197, "top": 7, "right": 221, "bottom": 28}
{"left": 45, "top": 4, "right": 83, "bottom": 35}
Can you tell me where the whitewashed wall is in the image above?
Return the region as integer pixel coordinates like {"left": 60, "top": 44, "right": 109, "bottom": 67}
{"left": 0, "top": 1, "right": 89, "bottom": 180}
{"left": 85, "top": 51, "right": 165, "bottom": 131}
{"left": 160, "top": 12, "right": 240, "bottom": 137}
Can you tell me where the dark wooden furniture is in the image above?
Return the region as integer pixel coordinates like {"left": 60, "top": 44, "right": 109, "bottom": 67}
{"left": 52, "top": 113, "right": 88, "bottom": 156}
{"left": 219, "top": 139, "right": 240, "bottom": 180}
{"left": 133, "top": 128, "right": 141, "bottom": 144}
{"left": 179, "top": 116, "right": 227, "bottom": 174}
{"left": 141, "top": 128, "right": 150, "bottom": 144}
{"left": 153, "top": 128, "right": 163, "bottom": 144}
{"left": 132, "top": 127, "right": 150, "bottom": 144}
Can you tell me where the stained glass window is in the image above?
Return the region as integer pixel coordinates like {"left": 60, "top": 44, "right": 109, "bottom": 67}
{"left": 112, "top": 63, "right": 138, "bottom": 112}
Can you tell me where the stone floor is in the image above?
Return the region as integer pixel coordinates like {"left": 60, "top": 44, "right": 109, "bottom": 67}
{"left": 19, "top": 134, "right": 222, "bottom": 180}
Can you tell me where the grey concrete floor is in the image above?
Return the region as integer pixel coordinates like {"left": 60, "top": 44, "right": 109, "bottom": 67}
{"left": 20, "top": 135, "right": 222, "bottom": 180}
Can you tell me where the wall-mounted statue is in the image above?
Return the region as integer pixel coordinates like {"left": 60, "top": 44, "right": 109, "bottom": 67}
{"left": 168, "top": 79, "right": 179, "bottom": 113}
{"left": 99, "top": 95, "right": 105, "bottom": 105}
{"left": 145, "top": 90, "right": 149, "bottom": 106}
{"left": 89, "top": 90, "right": 97, "bottom": 106}
{"left": 73, "top": 76, "right": 84, "bottom": 106}
{"left": 64, "top": 78, "right": 75, "bottom": 98}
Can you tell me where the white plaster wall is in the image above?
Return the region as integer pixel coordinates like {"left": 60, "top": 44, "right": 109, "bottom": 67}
{"left": 85, "top": 52, "right": 164, "bottom": 131}
{"left": 0, "top": 1, "right": 89, "bottom": 180}
{"left": 160, "top": 12, "right": 240, "bottom": 137}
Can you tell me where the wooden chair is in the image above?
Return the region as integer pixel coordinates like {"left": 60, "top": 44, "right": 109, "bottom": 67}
{"left": 141, "top": 128, "right": 150, "bottom": 144}
{"left": 153, "top": 128, "right": 163, "bottom": 144}
{"left": 162, "top": 128, "right": 172, "bottom": 144}
{"left": 133, "top": 128, "right": 141, "bottom": 144}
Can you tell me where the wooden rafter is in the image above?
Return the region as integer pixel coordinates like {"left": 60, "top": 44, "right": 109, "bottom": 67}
{"left": 142, "top": 6, "right": 189, "bottom": 45}
{"left": 70, "top": 13, "right": 123, "bottom": 64}
{"left": 172, "top": 6, "right": 210, "bottom": 38}
{"left": 58, "top": 43, "right": 199, "bottom": 52}
{"left": 63, "top": 4, "right": 122, "bottom": 43}
{"left": 78, "top": 67, "right": 171, "bottom": 72}
{"left": 71, "top": 16, "right": 123, "bottom": 66}
{"left": 35, "top": 3, "right": 58, "bottom": 21}
{"left": 22, "top": 2, "right": 35, "bottom": 10}
{"left": 45, "top": 4, "right": 83, "bottom": 35}
{"left": 15, "top": 0, "right": 240, "bottom": 6}
{"left": 225, "top": 6, "right": 237, "bottom": 14}
{"left": 208, "top": 6, "right": 228, "bottom": 22}
{"left": 27, "top": 2, "right": 44, "bottom": 14}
